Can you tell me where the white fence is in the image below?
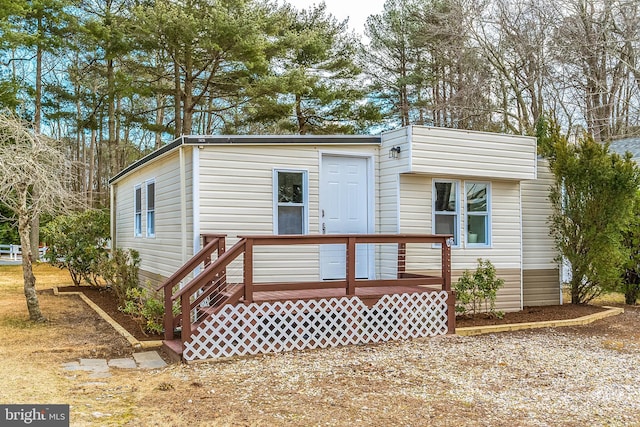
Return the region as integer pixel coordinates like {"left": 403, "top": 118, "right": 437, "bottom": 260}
{"left": 0, "top": 244, "right": 47, "bottom": 261}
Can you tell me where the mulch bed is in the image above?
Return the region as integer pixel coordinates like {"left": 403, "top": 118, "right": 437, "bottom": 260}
{"left": 56, "top": 285, "right": 163, "bottom": 341}
{"left": 455, "top": 303, "right": 606, "bottom": 327}
{"left": 57, "top": 284, "right": 609, "bottom": 340}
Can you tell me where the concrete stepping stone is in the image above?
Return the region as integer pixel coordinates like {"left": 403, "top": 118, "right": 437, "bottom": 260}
{"left": 62, "top": 351, "right": 167, "bottom": 377}
{"left": 63, "top": 359, "right": 112, "bottom": 378}
{"left": 108, "top": 358, "right": 137, "bottom": 369}
{"left": 62, "top": 361, "right": 83, "bottom": 371}
{"left": 79, "top": 358, "right": 109, "bottom": 372}
{"left": 132, "top": 351, "right": 167, "bottom": 369}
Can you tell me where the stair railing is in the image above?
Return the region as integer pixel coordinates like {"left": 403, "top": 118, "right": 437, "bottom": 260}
{"left": 156, "top": 234, "right": 226, "bottom": 340}
{"left": 172, "top": 238, "right": 247, "bottom": 344}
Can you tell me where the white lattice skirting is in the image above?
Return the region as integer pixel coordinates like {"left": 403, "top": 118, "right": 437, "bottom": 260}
{"left": 183, "top": 291, "right": 450, "bottom": 361}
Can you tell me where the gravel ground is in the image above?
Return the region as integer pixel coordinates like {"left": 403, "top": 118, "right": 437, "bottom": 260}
{"left": 142, "top": 316, "right": 640, "bottom": 427}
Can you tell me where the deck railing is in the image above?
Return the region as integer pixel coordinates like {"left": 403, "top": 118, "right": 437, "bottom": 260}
{"left": 168, "top": 234, "right": 455, "bottom": 344}
{"left": 156, "top": 234, "right": 226, "bottom": 339}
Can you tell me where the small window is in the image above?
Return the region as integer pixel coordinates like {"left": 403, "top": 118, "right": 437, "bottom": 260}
{"left": 466, "top": 182, "right": 490, "bottom": 246}
{"left": 134, "top": 185, "right": 142, "bottom": 237}
{"left": 274, "top": 170, "right": 307, "bottom": 234}
{"left": 433, "top": 180, "right": 459, "bottom": 245}
{"left": 146, "top": 181, "right": 155, "bottom": 237}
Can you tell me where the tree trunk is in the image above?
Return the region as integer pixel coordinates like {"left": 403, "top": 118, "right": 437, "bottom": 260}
{"left": 88, "top": 128, "right": 96, "bottom": 207}
{"left": 182, "top": 47, "right": 194, "bottom": 135}
{"left": 30, "top": 20, "right": 43, "bottom": 262}
{"left": 107, "top": 58, "right": 116, "bottom": 177}
{"left": 295, "top": 93, "right": 306, "bottom": 134}
{"left": 18, "top": 207, "right": 45, "bottom": 322}
{"left": 174, "top": 57, "right": 182, "bottom": 138}
{"left": 155, "top": 94, "right": 164, "bottom": 149}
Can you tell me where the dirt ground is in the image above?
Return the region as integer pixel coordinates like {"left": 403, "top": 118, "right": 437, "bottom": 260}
{"left": 56, "top": 285, "right": 164, "bottom": 341}
{"left": 2, "top": 264, "right": 639, "bottom": 426}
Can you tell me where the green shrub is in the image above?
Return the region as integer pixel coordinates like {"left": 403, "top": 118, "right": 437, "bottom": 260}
{"left": 120, "top": 287, "right": 165, "bottom": 335}
{"left": 99, "top": 248, "right": 140, "bottom": 307}
{"left": 621, "top": 192, "right": 640, "bottom": 305}
{"left": 455, "top": 258, "right": 505, "bottom": 318}
{"left": 42, "top": 209, "right": 110, "bottom": 286}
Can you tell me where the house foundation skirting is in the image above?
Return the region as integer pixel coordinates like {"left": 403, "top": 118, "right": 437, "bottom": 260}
{"left": 183, "top": 291, "right": 450, "bottom": 361}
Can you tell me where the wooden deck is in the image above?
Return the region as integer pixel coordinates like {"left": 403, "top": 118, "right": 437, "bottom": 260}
{"left": 158, "top": 234, "right": 456, "bottom": 361}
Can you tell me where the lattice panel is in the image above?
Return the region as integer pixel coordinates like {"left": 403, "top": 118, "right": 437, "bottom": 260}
{"left": 183, "top": 291, "right": 450, "bottom": 361}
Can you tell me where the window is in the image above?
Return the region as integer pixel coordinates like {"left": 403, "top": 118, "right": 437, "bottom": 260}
{"left": 146, "top": 180, "right": 155, "bottom": 237}
{"left": 274, "top": 170, "right": 307, "bottom": 234}
{"left": 134, "top": 185, "right": 142, "bottom": 237}
{"left": 465, "top": 182, "right": 489, "bottom": 246}
{"left": 433, "top": 180, "right": 459, "bottom": 245}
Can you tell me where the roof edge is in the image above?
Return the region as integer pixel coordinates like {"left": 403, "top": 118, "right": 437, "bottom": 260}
{"left": 182, "top": 134, "right": 381, "bottom": 144}
{"left": 109, "top": 137, "right": 183, "bottom": 184}
{"left": 109, "top": 134, "right": 382, "bottom": 185}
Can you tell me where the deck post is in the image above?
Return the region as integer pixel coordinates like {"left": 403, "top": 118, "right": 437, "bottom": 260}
{"left": 163, "top": 285, "right": 173, "bottom": 340}
{"left": 180, "top": 294, "right": 191, "bottom": 345}
{"left": 447, "top": 291, "right": 456, "bottom": 334}
{"left": 244, "top": 238, "right": 254, "bottom": 303}
{"left": 202, "top": 235, "right": 212, "bottom": 268}
{"left": 441, "top": 237, "right": 452, "bottom": 292}
{"left": 346, "top": 237, "right": 356, "bottom": 296}
{"left": 442, "top": 236, "right": 455, "bottom": 334}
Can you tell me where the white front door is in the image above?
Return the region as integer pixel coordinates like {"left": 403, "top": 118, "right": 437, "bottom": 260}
{"left": 320, "top": 155, "right": 371, "bottom": 279}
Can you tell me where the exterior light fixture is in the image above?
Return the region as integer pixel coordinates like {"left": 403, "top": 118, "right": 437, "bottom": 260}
{"left": 389, "top": 146, "right": 401, "bottom": 159}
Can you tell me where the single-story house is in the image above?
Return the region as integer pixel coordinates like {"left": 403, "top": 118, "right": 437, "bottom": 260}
{"left": 109, "top": 125, "right": 559, "bottom": 312}
{"left": 109, "top": 125, "right": 560, "bottom": 360}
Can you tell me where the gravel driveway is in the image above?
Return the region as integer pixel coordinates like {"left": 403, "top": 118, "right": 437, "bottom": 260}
{"left": 152, "top": 308, "right": 640, "bottom": 427}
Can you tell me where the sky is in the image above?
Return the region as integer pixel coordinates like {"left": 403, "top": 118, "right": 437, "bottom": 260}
{"left": 289, "top": 0, "right": 387, "bottom": 34}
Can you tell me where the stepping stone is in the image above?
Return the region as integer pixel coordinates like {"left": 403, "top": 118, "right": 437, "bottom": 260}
{"left": 132, "top": 351, "right": 167, "bottom": 369}
{"left": 62, "top": 361, "right": 82, "bottom": 371}
{"left": 79, "top": 359, "right": 109, "bottom": 373}
{"left": 108, "top": 358, "right": 137, "bottom": 369}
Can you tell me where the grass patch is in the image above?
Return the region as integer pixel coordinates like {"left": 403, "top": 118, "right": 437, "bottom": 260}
{"left": 562, "top": 286, "right": 627, "bottom": 306}
{"left": 0, "top": 315, "right": 50, "bottom": 329}
{"left": 0, "top": 264, "right": 72, "bottom": 290}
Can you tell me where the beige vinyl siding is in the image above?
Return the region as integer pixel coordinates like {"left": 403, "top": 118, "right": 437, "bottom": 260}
{"left": 409, "top": 126, "right": 536, "bottom": 180}
{"left": 522, "top": 158, "right": 561, "bottom": 305}
{"left": 397, "top": 174, "right": 523, "bottom": 311}
{"left": 139, "top": 269, "right": 168, "bottom": 290}
{"left": 114, "top": 150, "right": 188, "bottom": 284}
{"left": 522, "top": 159, "right": 557, "bottom": 269}
{"left": 523, "top": 269, "right": 561, "bottom": 306}
{"left": 409, "top": 268, "right": 522, "bottom": 313}
{"left": 377, "top": 127, "right": 412, "bottom": 277}
{"left": 184, "top": 146, "right": 194, "bottom": 260}
{"left": 452, "top": 268, "right": 521, "bottom": 312}
{"left": 197, "top": 144, "right": 378, "bottom": 283}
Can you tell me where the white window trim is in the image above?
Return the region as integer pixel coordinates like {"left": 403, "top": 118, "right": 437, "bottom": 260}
{"left": 146, "top": 179, "right": 156, "bottom": 238}
{"left": 432, "top": 179, "right": 460, "bottom": 247}
{"left": 134, "top": 184, "right": 142, "bottom": 237}
{"left": 273, "top": 169, "right": 309, "bottom": 235}
{"left": 464, "top": 181, "right": 491, "bottom": 248}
